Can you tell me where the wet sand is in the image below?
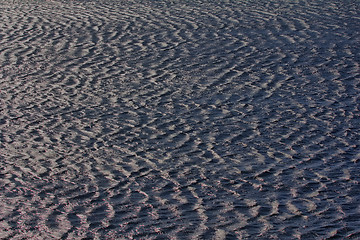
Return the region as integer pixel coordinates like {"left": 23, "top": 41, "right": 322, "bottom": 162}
{"left": 0, "top": 0, "right": 360, "bottom": 239}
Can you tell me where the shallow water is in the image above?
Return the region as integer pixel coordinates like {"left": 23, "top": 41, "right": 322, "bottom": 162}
{"left": 0, "top": 0, "right": 359, "bottom": 239}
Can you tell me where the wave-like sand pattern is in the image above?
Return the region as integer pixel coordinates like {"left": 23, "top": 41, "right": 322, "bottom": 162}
{"left": 1, "top": 0, "right": 359, "bottom": 239}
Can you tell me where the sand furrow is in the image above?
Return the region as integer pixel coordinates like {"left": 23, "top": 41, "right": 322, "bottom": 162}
{"left": 1, "top": 0, "right": 359, "bottom": 239}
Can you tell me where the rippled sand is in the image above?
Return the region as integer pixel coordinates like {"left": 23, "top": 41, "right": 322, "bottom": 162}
{"left": 1, "top": 0, "right": 359, "bottom": 239}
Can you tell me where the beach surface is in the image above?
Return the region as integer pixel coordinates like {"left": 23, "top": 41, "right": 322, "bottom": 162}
{"left": 0, "top": 0, "right": 360, "bottom": 239}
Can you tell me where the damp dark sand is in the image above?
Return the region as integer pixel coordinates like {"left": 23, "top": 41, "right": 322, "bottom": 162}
{"left": 0, "top": 0, "right": 359, "bottom": 239}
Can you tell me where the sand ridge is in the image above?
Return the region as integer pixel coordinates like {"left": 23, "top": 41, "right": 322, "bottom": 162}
{"left": 0, "top": 0, "right": 359, "bottom": 239}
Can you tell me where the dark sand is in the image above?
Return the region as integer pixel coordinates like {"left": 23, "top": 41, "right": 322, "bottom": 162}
{"left": 0, "top": 0, "right": 359, "bottom": 239}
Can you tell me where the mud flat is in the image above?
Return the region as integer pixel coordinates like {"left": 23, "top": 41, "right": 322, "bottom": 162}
{"left": 0, "top": 0, "right": 359, "bottom": 239}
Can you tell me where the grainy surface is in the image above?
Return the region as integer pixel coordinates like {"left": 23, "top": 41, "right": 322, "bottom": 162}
{"left": 0, "top": 0, "right": 359, "bottom": 239}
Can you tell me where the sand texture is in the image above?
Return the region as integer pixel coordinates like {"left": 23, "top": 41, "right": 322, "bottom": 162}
{"left": 0, "top": 0, "right": 360, "bottom": 239}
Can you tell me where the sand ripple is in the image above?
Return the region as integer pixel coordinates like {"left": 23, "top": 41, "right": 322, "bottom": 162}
{"left": 1, "top": 0, "right": 360, "bottom": 239}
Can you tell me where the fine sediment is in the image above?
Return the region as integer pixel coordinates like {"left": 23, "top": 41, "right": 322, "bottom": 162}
{"left": 0, "top": 0, "right": 359, "bottom": 239}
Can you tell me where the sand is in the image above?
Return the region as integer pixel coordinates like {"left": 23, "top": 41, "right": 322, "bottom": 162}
{"left": 0, "top": 0, "right": 359, "bottom": 239}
